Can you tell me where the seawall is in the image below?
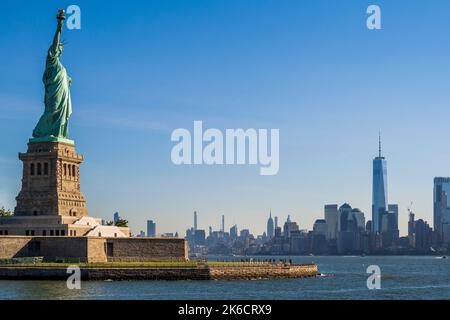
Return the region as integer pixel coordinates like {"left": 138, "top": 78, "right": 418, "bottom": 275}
{"left": 209, "top": 263, "right": 318, "bottom": 280}
{"left": 0, "top": 263, "right": 318, "bottom": 281}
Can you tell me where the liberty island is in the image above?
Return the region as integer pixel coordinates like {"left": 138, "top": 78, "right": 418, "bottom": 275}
{"left": 0, "top": 9, "right": 316, "bottom": 281}
{"left": 0, "top": 9, "right": 187, "bottom": 264}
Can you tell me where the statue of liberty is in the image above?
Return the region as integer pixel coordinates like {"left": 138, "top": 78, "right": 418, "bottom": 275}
{"left": 31, "top": 10, "right": 73, "bottom": 144}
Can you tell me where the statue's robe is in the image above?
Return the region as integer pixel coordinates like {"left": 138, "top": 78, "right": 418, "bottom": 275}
{"left": 32, "top": 44, "right": 72, "bottom": 139}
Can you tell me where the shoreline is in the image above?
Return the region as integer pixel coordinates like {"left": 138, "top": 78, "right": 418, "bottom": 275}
{"left": 0, "top": 262, "right": 318, "bottom": 281}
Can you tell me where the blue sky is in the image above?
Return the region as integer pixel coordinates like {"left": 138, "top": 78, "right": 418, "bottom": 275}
{"left": 1, "top": 0, "right": 450, "bottom": 236}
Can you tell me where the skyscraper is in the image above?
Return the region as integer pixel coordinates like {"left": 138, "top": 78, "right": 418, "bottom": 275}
{"left": 433, "top": 177, "right": 450, "bottom": 236}
{"left": 312, "top": 219, "right": 328, "bottom": 254}
{"left": 379, "top": 204, "right": 399, "bottom": 247}
{"left": 194, "top": 211, "right": 198, "bottom": 231}
{"left": 147, "top": 220, "right": 156, "bottom": 237}
{"left": 351, "top": 208, "right": 366, "bottom": 230}
{"left": 113, "top": 211, "right": 121, "bottom": 223}
{"left": 387, "top": 204, "right": 399, "bottom": 234}
{"left": 283, "top": 216, "right": 299, "bottom": 239}
{"left": 313, "top": 219, "right": 328, "bottom": 236}
{"left": 230, "top": 224, "right": 238, "bottom": 239}
{"left": 338, "top": 203, "right": 352, "bottom": 232}
{"left": 274, "top": 216, "right": 278, "bottom": 229}
{"left": 324, "top": 204, "right": 338, "bottom": 240}
{"left": 286, "top": 215, "right": 292, "bottom": 223}
{"left": 267, "top": 211, "right": 274, "bottom": 239}
{"left": 372, "top": 134, "right": 388, "bottom": 233}
{"left": 414, "top": 219, "right": 433, "bottom": 251}
{"left": 408, "top": 209, "right": 415, "bottom": 248}
{"left": 221, "top": 215, "right": 225, "bottom": 233}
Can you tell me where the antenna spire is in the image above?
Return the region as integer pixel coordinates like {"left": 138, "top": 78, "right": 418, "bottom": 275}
{"left": 378, "top": 131, "right": 382, "bottom": 157}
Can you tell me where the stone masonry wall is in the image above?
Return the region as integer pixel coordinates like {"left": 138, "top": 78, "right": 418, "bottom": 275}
{"left": 0, "top": 236, "right": 188, "bottom": 262}
{"left": 87, "top": 238, "right": 107, "bottom": 263}
{"left": 209, "top": 263, "right": 318, "bottom": 280}
{"left": 106, "top": 238, "right": 188, "bottom": 262}
{"left": 0, "top": 236, "right": 31, "bottom": 259}
{"left": 38, "top": 237, "right": 88, "bottom": 261}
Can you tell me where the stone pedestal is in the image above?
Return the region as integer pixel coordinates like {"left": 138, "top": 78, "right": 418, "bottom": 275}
{"left": 14, "top": 141, "right": 87, "bottom": 218}
{"left": 1, "top": 141, "right": 130, "bottom": 238}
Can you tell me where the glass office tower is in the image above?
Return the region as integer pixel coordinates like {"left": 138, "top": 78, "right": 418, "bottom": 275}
{"left": 372, "top": 136, "right": 388, "bottom": 233}
{"left": 433, "top": 177, "right": 450, "bottom": 236}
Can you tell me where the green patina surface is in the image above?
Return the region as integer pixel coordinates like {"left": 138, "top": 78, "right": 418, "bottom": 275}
{"left": 28, "top": 136, "right": 74, "bottom": 145}
{"left": 31, "top": 11, "right": 73, "bottom": 144}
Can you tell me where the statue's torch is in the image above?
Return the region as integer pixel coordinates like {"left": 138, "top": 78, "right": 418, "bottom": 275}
{"left": 57, "top": 9, "right": 66, "bottom": 21}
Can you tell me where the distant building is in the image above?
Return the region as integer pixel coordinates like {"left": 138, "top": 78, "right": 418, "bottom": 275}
{"left": 267, "top": 211, "right": 274, "bottom": 239}
{"left": 113, "top": 212, "right": 121, "bottom": 223}
{"left": 290, "top": 230, "right": 310, "bottom": 254}
{"left": 414, "top": 219, "right": 432, "bottom": 251}
{"left": 283, "top": 215, "right": 299, "bottom": 239}
{"left": 442, "top": 223, "right": 450, "bottom": 244}
{"left": 433, "top": 177, "right": 450, "bottom": 237}
{"left": 337, "top": 203, "right": 364, "bottom": 254}
{"left": 312, "top": 219, "right": 328, "bottom": 254}
{"left": 366, "top": 220, "right": 372, "bottom": 232}
{"left": 338, "top": 203, "right": 353, "bottom": 232}
{"left": 351, "top": 208, "right": 365, "bottom": 230}
{"left": 230, "top": 224, "right": 238, "bottom": 239}
{"left": 186, "top": 228, "right": 206, "bottom": 250}
{"left": 194, "top": 229, "right": 205, "bottom": 245}
{"left": 186, "top": 228, "right": 194, "bottom": 246}
{"left": 161, "top": 233, "right": 175, "bottom": 237}
{"left": 408, "top": 210, "right": 415, "bottom": 248}
{"left": 240, "top": 229, "right": 250, "bottom": 239}
{"left": 147, "top": 220, "right": 156, "bottom": 237}
{"left": 194, "top": 211, "right": 198, "bottom": 231}
{"left": 324, "top": 204, "right": 338, "bottom": 240}
{"left": 313, "top": 219, "right": 328, "bottom": 236}
{"left": 386, "top": 204, "right": 399, "bottom": 245}
{"left": 274, "top": 226, "right": 282, "bottom": 238}
{"left": 372, "top": 135, "right": 388, "bottom": 233}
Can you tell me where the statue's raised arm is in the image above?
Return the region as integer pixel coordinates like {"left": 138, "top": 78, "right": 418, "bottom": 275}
{"left": 51, "top": 16, "right": 63, "bottom": 50}
{"left": 31, "top": 9, "right": 73, "bottom": 144}
{"left": 48, "top": 10, "right": 65, "bottom": 59}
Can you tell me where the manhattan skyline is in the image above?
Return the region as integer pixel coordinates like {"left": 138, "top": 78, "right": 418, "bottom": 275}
{"left": 2, "top": 0, "right": 450, "bottom": 236}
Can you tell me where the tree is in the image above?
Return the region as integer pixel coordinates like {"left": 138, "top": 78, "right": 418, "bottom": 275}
{"left": 105, "top": 220, "right": 114, "bottom": 226}
{"left": 115, "top": 219, "right": 128, "bottom": 227}
{"left": 0, "top": 207, "right": 13, "bottom": 217}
